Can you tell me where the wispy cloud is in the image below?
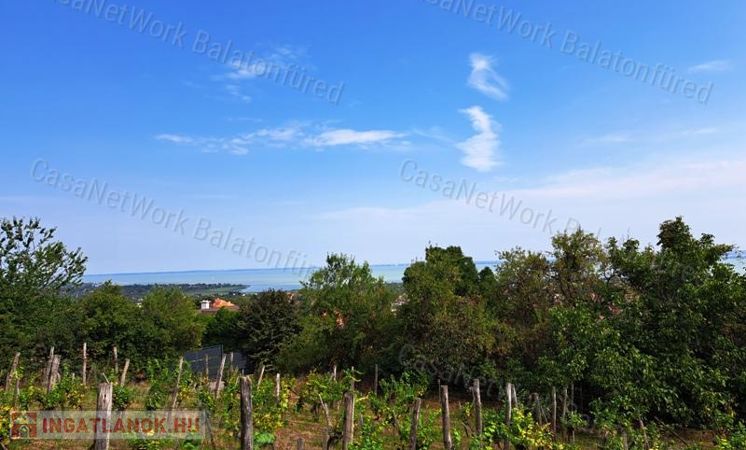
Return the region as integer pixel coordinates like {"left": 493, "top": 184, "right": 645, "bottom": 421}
{"left": 580, "top": 126, "right": 720, "bottom": 147}
{"left": 467, "top": 53, "right": 509, "bottom": 101}
{"left": 524, "top": 158, "right": 746, "bottom": 200}
{"left": 225, "top": 84, "right": 252, "bottom": 103}
{"left": 687, "top": 59, "right": 732, "bottom": 74}
{"left": 225, "top": 45, "right": 307, "bottom": 80}
{"left": 154, "top": 134, "right": 196, "bottom": 145}
{"left": 456, "top": 106, "right": 501, "bottom": 172}
{"left": 156, "top": 133, "right": 252, "bottom": 155}
{"left": 581, "top": 132, "right": 634, "bottom": 145}
{"left": 155, "top": 123, "right": 408, "bottom": 155}
{"left": 315, "top": 154, "right": 746, "bottom": 258}
{"left": 306, "top": 129, "right": 405, "bottom": 147}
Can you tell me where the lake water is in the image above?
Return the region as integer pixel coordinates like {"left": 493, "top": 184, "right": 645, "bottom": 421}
{"left": 84, "top": 258, "right": 745, "bottom": 293}
{"left": 83, "top": 262, "right": 498, "bottom": 292}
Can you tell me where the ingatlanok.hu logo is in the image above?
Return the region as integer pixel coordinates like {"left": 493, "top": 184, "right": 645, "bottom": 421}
{"left": 9, "top": 410, "right": 205, "bottom": 441}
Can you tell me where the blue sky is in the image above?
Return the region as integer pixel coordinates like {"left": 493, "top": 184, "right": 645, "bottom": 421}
{"left": 1, "top": 0, "right": 745, "bottom": 274}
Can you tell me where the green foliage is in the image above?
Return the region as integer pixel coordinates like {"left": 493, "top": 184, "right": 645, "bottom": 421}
{"left": 0, "top": 217, "right": 86, "bottom": 298}
{"left": 0, "top": 217, "right": 87, "bottom": 364}
{"left": 597, "top": 423, "right": 671, "bottom": 450}
{"left": 254, "top": 430, "right": 276, "bottom": 447}
{"left": 237, "top": 289, "right": 300, "bottom": 371}
{"left": 218, "top": 371, "right": 242, "bottom": 436}
{"left": 296, "top": 369, "right": 357, "bottom": 417}
{"left": 139, "top": 287, "right": 205, "bottom": 360}
{"left": 75, "top": 282, "right": 141, "bottom": 362}
{"left": 506, "top": 407, "right": 554, "bottom": 449}
{"left": 281, "top": 255, "right": 397, "bottom": 373}
{"left": 716, "top": 422, "right": 746, "bottom": 450}
{"left": 71, "top": 284, "right": 206, "bottom": 369}
{"left": 33, "top": 370, "right": 84, "bottom": 410}
{"left": 252, "top": 373, "right": 292, "bottom": 435}
{"left": 350, "top": 402, "right": 385, "bottom": 450}
{"left": 408, "top": 408, "right": 441, "bottom": 450}
{"left": 399, "top": 246, "right": 498, "bottom": 385}
{"left": 144, "top": 359, "right": 193, "bottom": 411}
{"left": 202, "top": 308, "right": 241, "bottom": 351}
{"left": 371, "top": 371, "right": 428, "bottom": 433}
{"left": 113, "top": 384, "right": 135, "bottom": 410}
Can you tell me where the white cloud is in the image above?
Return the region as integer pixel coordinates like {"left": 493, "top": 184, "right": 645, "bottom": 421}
{"left": 253, "top": 125, "right": 304, "bottom": 142}
{"left": 456, "top": 106, "right": 501, "bottom": 172}
{"left": 155, "top": 124, "right": 408, "bottom": 155}
{"left": 522, "top": 158, "right": 746, "bottom": 200}
{"left": 467, "top": 53, "right": 509, "bottom": 101}
{"left": 155, "top": 134, "right": 195, "bottom": 144}
{"left": 225, "top": 84, "right": 252, "bottom": 103}
{"left": 581, "top": 132, "right": 634, "bottom": 145}
{"left": 581, "top": 126, "right": 720, "bottom": 146}
{"left": 687, "top": 59, "right": 732, "bottom": 74}
{"left": 225, "top": 45, "right": 306, "bottom": 80}
{"left": 307, "top": 129, "right": 405, "bottom": 147}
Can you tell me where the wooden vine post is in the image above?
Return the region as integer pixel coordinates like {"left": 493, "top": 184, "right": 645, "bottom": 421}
{"left": 94, "top": 382, "right": 113, "bottom": 450}
{"left": 47, "top": 355, "right": 61, "bottom": 393}
{"left": 533, "top": 393, "right": 542, "bottom": 424}
{"left": 215, "top": 354, "right": 227, "bottom": 397}
{"left": 43, "top": 347, "right": 54, "bottom": 388}
{"left": 440, "top": 385, "right": 453, "bottom": 450}
{"left": 342, "top": 391, "right": 355, "bottom": 450}
{"left": 240, "top": 376, "right": 254, "bottom": 450}
{"left": 113, "top": 346, "right": 118, "bottom": 375}
{"left": 82, "top": 342, "right": 87, "bottom": 387}
{"left": 505, "top": 382, "right": 513, "bottom": 450}
{"left": 5, "top": 352, "right": 20, "bottom": 392}
{"left": 473, "top": 379, "right": 483, "bottom": 440}
{"left": 409, "top": 398, "right": 421, "bottom": 450}
{"left": 274, "top": 373, "right": 281, "bottom": 404}
{"left": 119, "top": 359, "right": 130, "bottom": 386}
{"left": 562, "top": 386, "right": 568, "bottom": 436}
{"left": 373, "top": 364, "right": 379, "bottom": 396}
{"left": 512, "top": 383, "right": 519, "bottom": 407}
{"left": 318, "top": 394, "right": 332, "bottom": 450}
{"left": 552, "top": 387, "right": 557, "bottom": 434}
{"left": 170, "top": 357, "right": 184, "bottom": 411}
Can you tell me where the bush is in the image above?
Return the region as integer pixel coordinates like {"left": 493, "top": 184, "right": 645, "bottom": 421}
{"left": 113, "top": 384, "right": 135, "bottom": 411}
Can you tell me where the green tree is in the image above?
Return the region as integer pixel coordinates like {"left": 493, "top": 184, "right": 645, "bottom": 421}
{"left": 0, "top": 217, "right": 87, "bottom": 299}
{"left": 74, "top": 282, "right": 141, "bottom": 363}
{"left": 202, "top": 308, "right": 241, "bottom": 351}
{"left": 601, "top": 217, "right": 745, "bottom": 425}
{"left": 138, "top": 287, "right": 204, "bottom": 359}
{"left": 235, "top": 290, "right": 299, "bottom": 371}
{"left": 280, "top": 254, "right": 397, "bottom": 373}
{"left": 0, "top": 217, "right": 86, "bottom": 364}
{"left": 490, "top": 248, "right": 554, "bottom": 385}
{"left": 398, "top": 246, "right": 496, "bottom": 386}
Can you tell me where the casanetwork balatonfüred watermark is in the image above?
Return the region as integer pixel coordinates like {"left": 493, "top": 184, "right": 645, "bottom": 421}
{"left": 422, "top": 0, "right": 715, "bottom": 104}
{"left": 51, "top": 0, "right": 345, "bottom": 105}
{"left": 10, "top": 410, "right": 205, "bottom": 440}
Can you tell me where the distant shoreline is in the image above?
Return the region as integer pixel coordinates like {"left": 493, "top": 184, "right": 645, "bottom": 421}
{"left": 84, "top": 260, "right": 502, "bottom": 278}
{"left": 81, "top": 261, "right": 500, "bottom": 293}
{"left": 82, "top": 255, "right": 745, "bottom": 293}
